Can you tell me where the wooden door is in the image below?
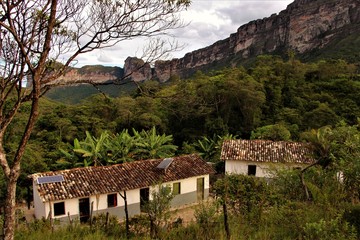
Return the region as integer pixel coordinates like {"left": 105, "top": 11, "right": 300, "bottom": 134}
{"left": 197, "top": 177, "right": 204, "bottom": 201}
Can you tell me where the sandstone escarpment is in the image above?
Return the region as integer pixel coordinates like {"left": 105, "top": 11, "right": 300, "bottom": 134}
{"left": 123, "top": 57, "right": 152, "bottom": 82}
{"left": 149, "top": 0, "right": 360, "bottom": 82}
{"left": 50, "top": 65, "right": 122, "bottom": 86}
{"left": 53, "top": 0, "right": 360, "bottom": 85}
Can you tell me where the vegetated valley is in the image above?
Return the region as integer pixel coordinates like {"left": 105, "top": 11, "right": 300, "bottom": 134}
{"left": 2, "top": 55, "right": 360, "bottom": 239}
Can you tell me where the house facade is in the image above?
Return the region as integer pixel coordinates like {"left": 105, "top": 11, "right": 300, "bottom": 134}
{"left": 221, "top": 140, "right": 316, "bottom": 178}
{"left": 30, "top": 154, "right": 213, "bottom": 223}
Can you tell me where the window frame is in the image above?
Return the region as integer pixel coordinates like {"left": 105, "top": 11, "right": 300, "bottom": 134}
{"left": 53, "top": 202, "right": 65, "bottom": 216}
{"left": 247, "top": 164, "right": 257, "bottom": 176}
{"left": 107, "top": 193, "right": 118, "bottom": 208}
{"left": 173, "top": 182, "right": 181, "bottom": 195}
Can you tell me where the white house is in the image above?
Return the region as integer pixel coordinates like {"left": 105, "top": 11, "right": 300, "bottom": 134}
{"left": 221, "top": 140, "right": 316, "bottom": 178}
{"left": 30, "top": 154, "right": 214, "bottom": 224}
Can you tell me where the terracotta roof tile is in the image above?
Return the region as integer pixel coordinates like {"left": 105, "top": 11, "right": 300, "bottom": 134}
{"left": 221, "top": 140, "right": 315, "bottom": 164}
{"left": 31, "top": 154, "right": 214, "bottom": 202}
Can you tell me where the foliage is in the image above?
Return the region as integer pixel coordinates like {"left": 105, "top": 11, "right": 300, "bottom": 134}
{"left": 194, "top": 201, "right": 220, "bottom": 239}
{"left": 73, "top": 131, "right": 110, "bottom": 166}
{"left": 303, "top": 215, "right": 357, "bottom": 240}
{"left": 59, "top": 127, "right": 177, "bottom": 167}
{"left": 0, "top": 0, "right": 190, "bottom": 237}
{"left": 270, "top": 168, "right": 306, "bottom": 202}
{"left": 251, "top": 123, "right": 291, "bottom": 141}
{"left": 144, "top": 184, "right": 174, "bottom": 239}
{"left": 4, "top": 56, "right": 360, "bottom": 239}
{"left": 91, "top": 213, "right": 124, "bottom": 236}
{"left": 343, "top": 205, "right": 360, "bottom": 238}
{"left": 132, "top": 127, "right": 178, "bottom": 160}
{"left": 193, "top": 134, "right": 237, "bottom": 162}
{"left": 300, "top": 122, "right": 360, "bottom": 203}
{"left": 214, "top": 174, "right": 271, "bottom": 221}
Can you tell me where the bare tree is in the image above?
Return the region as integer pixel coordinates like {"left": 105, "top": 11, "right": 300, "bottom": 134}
{"left": 0, "top": 0, "right": 190, "bottom": 239}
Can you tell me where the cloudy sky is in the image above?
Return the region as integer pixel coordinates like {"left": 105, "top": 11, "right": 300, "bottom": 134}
{"left": 75, "top": 0, "right": 293, "bottom": 67}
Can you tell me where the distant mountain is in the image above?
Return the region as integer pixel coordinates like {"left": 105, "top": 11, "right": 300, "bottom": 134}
{"left": 46, "top": 0, "right": 360, "bottom": 102}
{"left": 144, "top": 0, "right": 360, "bottom": 82}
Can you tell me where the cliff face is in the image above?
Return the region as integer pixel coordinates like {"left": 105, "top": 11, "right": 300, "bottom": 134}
{"left": 54, "top": 0, "right": 360, "bottom": 85}
{"left": 123, "top": 57, "right": 152, "bottom": 82}
{"left": 148, "top": 0, "right": 360, "bottom": 81}
{"left": 50, "top": 65, "right": 123, "bottom": 86}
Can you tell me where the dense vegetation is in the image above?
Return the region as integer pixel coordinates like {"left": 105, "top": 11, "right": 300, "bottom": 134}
{"left": 1, "top": 55, "right": 360, "bottom": 239}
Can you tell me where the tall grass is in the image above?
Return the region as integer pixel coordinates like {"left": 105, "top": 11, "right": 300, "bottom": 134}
{"left": 12, "top": 202, "right": 359, "bottom": 239}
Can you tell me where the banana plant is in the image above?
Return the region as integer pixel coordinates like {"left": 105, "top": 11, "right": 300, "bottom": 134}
{"left": 132, "top": 127, "right": 178, "bottom": 160}
{"left": 73, "top": 131, "right": 110, "bottom": 166}
{"left": 105, "top": 129, "right": 137, "bottom": 163}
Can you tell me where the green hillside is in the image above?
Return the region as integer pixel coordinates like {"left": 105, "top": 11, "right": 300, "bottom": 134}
{"left": 45, "top": 82, "right": 137, "bottom": 104}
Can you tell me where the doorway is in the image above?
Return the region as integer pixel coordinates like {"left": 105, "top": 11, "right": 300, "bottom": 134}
{"left": 140, "top": 188, "right": 150, "bottom": 212}
{"left": 197, "top": 177, "right": 204, "bottom": 201}
{"left": 79, "top": 198, "right": 90, "bottom": 223}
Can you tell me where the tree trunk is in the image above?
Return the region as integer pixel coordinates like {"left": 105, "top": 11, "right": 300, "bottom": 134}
{"left": 223, "top": 202, "right": 230, "bottom": 240}
{"left": 150, "top": 218, "right": 155, "bottom": 239}
{"left": 119, "top": 191, "right": 130, "bottom": 239}
{"left": 300, "top": 160, "right": 319, "bottom": 201}
{"left": 3, "top": 175, "right": 18, "bottom": 240}
{"left": 123, "top": 192, "right": 130, "bottom": 239}
{"left": 301, "top": 170, "right": 311, "bottom": 201}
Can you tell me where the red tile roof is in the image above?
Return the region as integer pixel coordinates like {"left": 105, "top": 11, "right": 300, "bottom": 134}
{"left": 31, "top": 154, "right": 214, "bottom": 202}
{"left": 221, "top": 140, "right": 316, "bottom": 164}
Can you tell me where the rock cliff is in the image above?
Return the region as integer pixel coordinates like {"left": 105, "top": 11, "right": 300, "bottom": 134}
{"left": 50, "top": 65, "right": 123, "bottom": 86}
{"left": 54, "top": 0, "right": 360, "bottom": 84}
{"left": 147, "top": 0, "right": 360, "bottom": 81}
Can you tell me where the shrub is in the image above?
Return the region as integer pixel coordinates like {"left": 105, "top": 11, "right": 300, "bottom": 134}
{"left": 303, "top": 215, "right": 357, "bottom": 240}
{"left": 194, "top": 201, "right": 219, "bottom": 239}
{"left": 343, "top": 205, "right": 360, "bottom": 238}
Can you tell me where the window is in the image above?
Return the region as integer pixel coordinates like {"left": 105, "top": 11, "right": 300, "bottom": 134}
{"left": 107, "top": 193, "right": 117, "bottom": 207}
{"left": 54, "top": 202, "right": 65, "bottom": 216}
{"left": 248, "top": 165, "right": 257, "bottom": 176}
{"left": 173, "top": 182, "right": 181, "bottom": 195}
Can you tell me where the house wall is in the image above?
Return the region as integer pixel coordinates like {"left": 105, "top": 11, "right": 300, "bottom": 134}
{"left": 94, "top": 189, "right": 140, "bottom": 219}
{"left": 34, "top": 188, "right": 141, "bottom": 223}
{"left": 225, "top": 160, "right": 305, "bottom": 177}
{"left": 33, "top": 182, "right": 46, "bottom": 219}
{"left": 34, "top": 174, "right": 211, "bottom": 223}
{"left": 168, "top": 175, "right": 210, "bottom": 208}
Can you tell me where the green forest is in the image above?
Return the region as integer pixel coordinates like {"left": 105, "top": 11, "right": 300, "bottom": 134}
{"left": 2, "top": 55, "right": 360, "bottom": 239}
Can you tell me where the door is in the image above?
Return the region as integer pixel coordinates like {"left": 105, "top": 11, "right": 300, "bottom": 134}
{"left": 79, "top": 198, "right": 90, "bottom": 223}
{"left": 140, "top": 188, "right": 150, "bottom": 212}
{"left": 197, "top": 177, "right": 205, "bottom": 201}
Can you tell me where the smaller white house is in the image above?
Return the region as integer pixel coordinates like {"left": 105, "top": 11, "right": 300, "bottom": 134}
{"left": 221, "top": 140, "right": 316, "bottom": 178}
{"left": 30, "top": 154, "right": 213, "bottom": 224}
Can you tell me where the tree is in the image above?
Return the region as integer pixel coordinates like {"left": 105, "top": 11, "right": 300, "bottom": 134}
{"left": 73, "top": 131, "right": 109, "bottom": 166}
{"left": 0, "top": 1, "right": 190, "bottom": 239}
{"left": 193, "top": 134, "right": 237, "bottom": 163}
{"left": 214, "top": 174, "right": 270, "bottom": 220}
{"left": 251, "top": 123, "right": 291, "bottom": 141}
{"left": 132, "top": 127, "right": 178, "bottom": 160}
{"left": 144, "top": 184, "right": 174, "bottom": 239}
{"left": 300, "top": 126, "right": 333, "bottom": 200}
{"left": 105, "top": 129, "right": 137, "bottom": 164}
{"left": 213, "top": 174, "right": 271, "bottom": 239}
{"left": 300, "top": 122, "right": 360, "bottom": 202}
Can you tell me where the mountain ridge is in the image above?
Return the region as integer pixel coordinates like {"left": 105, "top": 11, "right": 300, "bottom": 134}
{"left": 52, "top": 0, "right": 360, "bottom": 85}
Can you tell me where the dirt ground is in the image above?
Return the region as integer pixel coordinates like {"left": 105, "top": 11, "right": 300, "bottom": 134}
{"left": 169, "top": 203, "right": 198, "bottom": 226}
